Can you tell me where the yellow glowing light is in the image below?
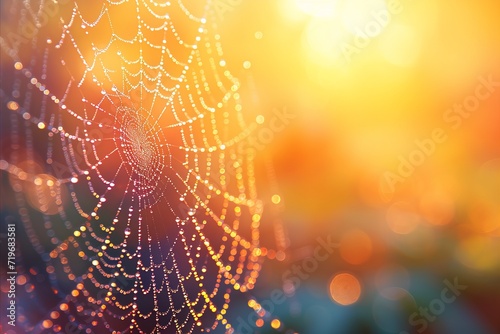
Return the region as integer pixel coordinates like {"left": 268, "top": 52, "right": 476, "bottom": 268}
{"left": 243, "top": 61, "right": 252, "bottom": 69}
{"left": 341, "top": 0, "right": 388, "bottom": 37}
{"left": 14, "top": 62, "right": 23, "bottom": 70}
{"left": 378, "top": 24, "right": 421, "bottom": 67}
{"left": 271, "top": 194, "right": 281, "bottom": 204}
{"left": 256, "top": 115, "right": 265, "bottom": 124}
{"left": 38, "top": 122, "right": 46, "bottom": 129}
{"left": 255, "top": 31, "right": 263, "bottom": 39}
{"left": 303, "top": 18, "right": 344, "bottom": 67}
{"left": 295, "top": 0, "right": 339, "bottom": 18}
{"left": 271, "top": 319, "right": 281, "bottom": 329}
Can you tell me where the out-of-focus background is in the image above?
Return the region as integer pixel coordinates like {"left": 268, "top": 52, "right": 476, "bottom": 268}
{"left": 1, "top": 0, "right": 500, "bottom": 333}
{"left": 219, "top": 0, "right": 500, "bottom": 333}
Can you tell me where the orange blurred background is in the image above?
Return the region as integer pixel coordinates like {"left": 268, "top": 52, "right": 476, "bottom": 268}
{"left": 1, "top": 0, "right": 500, "bottom": 333}
{"left": 218, "top": 0, "right": 500, "bottom": 333}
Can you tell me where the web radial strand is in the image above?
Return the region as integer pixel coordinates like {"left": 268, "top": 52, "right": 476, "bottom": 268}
{"left": 0, "top": 0, "right": 265, "bottom": 333}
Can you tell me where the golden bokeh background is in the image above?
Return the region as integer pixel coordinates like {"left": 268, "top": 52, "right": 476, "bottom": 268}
{"left": 1, "top": 0, "right": 499, "bottom": 333}
{"left": 218, "top": 0, "right": 500, "bottom": 332}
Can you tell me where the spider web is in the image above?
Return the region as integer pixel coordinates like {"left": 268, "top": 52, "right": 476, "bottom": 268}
{"left": 0, "top": 1, "right": 282, "bottom": 333}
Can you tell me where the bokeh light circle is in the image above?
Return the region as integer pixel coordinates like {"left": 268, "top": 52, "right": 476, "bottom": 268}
{"left": 329, "top": 272, "right": 362, "bottom": 305}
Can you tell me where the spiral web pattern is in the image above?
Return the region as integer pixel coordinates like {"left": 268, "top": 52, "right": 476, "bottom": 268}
{"left": 0, "top": 1, "right": 271, "bottom": 332}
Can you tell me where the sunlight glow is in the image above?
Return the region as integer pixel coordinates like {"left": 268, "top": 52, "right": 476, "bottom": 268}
{"left": 295, "top": 0, "right": 340, "bottom": 18}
